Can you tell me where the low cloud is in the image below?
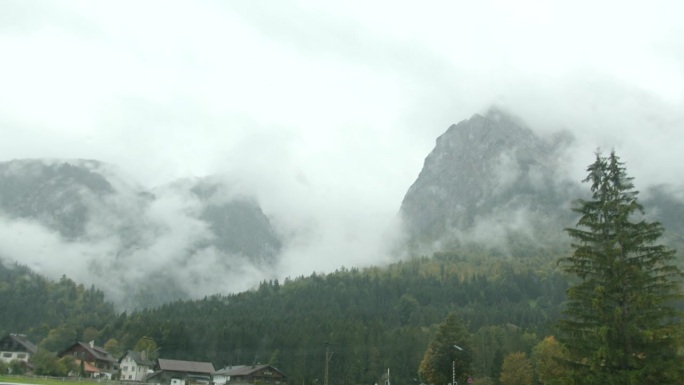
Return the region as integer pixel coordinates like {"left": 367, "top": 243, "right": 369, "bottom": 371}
{"left": 1, "top": 1, "right": 683, "bottom": 306}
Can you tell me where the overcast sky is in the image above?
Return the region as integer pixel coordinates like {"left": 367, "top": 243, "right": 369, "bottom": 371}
{"left": 1, "top": 1, "right": 684, "bottom": 295}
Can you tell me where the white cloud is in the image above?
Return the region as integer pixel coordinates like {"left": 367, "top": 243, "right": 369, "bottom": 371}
{"left": 0, "top": 0, "right": 683, "bottom": 300}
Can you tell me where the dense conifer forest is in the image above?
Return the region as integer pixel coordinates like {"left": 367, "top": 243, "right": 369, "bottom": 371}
{"left": 1, "top": 250, "right": 568, "bottom": 385}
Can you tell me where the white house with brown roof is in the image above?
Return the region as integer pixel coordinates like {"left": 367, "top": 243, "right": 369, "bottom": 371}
{"left": 120, "top": 350, "right": 155, "bottom": 381}
{"left": 0, "top": 334, "right": 37, "bottom": 364}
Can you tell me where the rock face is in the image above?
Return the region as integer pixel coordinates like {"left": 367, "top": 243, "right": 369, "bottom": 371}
{"left": 399, "top": 108, "right": 580, "bottom": 255}
{"left": 169, "top": 176, "right": 282, "bottom": 265}
{"left": 0, "top": 159, "right": 119, "bottom": 239}
{"left": 399, "top": 107, "right": 684, "bottom": 257}
{"left": 0, "top": 159, "right": 282, "bottom": 309}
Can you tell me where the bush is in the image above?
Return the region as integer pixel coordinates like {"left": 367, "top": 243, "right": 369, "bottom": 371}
{"left": 9, "top": 359, "right": 28, "bottom": 374}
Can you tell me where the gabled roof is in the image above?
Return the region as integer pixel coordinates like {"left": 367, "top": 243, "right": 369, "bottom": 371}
{"left": 59, "top": 341, "right": 117, "bottom": 363}
{"left": 157, "top": 358, "right": 215, "bottom": 374}
{"left": 216, "top": 364, "right": 285, "bottom": 377}
{"left": 0, "top": 334, "right": 38, "bottom": 354}
{"left": 120, "top": 350, "right": 154, "bottom": 366}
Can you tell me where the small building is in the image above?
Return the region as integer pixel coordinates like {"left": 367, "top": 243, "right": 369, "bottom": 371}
{"left": 120, "top": 350, "right": 155, "bottom": 381}
{"left": 214, "top": 365, "right": 286, "bottom": 385}
{"left": 146, "top": 358, "right": 215, "bottom": 385}
{"left": 0, "top": 334, "right": 37, "bottom": 364}
{"left": 58, "top": 341, "right": 118, "bottom": 379}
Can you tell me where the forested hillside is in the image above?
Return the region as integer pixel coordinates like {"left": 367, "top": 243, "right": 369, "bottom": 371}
{"left": 0, "top": 261, "right": 116, "bottom": 347}
{"left": 1, "top": 250, "right": 568, "bottom": 384}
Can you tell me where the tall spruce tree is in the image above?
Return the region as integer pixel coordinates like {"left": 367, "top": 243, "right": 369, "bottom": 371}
{"left": 558, "top": 150, "right": 684, "bottom": 384}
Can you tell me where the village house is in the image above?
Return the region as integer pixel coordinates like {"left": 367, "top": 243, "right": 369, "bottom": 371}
{"left": 214, "top": 364, "right": 287, "bottom": 385}
{"left": 120, "top": 350, "right": 155, "bottom": 381}
{"left": 0, "top": 334, "right": 37, "bottom": 365}
{"left": 145, "top": 358, "right": 215, "bottom": 385}
{"left": 58, "top": 341, "right": 118, "bottom": 379}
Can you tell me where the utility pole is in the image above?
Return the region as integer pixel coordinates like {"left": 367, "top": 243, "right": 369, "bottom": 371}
{"left": 452, "top": 345, "right": 464, "bottom": 385}
{"left": 324, "top": 342, "right": 333, "bottom": 385}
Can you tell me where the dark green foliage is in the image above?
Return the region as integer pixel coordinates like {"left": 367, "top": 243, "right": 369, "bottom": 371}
{"left": 558, "top": 151, "right": 684, "bottom": 384}
{"left": 106, "top": 256, "right": 560, "bottom": 385}
{"left": 3, "top": 251, "right": 568, "bottom": 384}
{"left": 0, "top": 261, "right": 116, "bottom": 349}
{"left": 8, "top": 359, "right": 27, "bottom": 374}
{"left": 30, "top": 349, "right": 74, "bottom": 376}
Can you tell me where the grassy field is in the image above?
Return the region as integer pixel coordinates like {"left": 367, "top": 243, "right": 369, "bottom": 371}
{"left": 0, "top": 375, "right": 117, "bottom": 385}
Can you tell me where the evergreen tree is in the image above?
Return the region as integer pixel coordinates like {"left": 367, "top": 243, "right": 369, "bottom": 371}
{"left": 558, "top": 150, "right": 684, "bottom": 384}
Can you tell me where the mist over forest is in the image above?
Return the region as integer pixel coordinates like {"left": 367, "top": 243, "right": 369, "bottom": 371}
{"left": 1, "top": 2, "right": 684, "bottom": 385}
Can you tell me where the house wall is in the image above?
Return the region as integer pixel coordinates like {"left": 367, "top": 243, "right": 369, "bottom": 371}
{"left": 231, "top": 368, "right": 286, "bottom": 385}
{"left": 147, "top": 370, "right": 211, "bottom": 385}
{"left": 0, "top": 336, "right": 34, "bottom": 364}
{"left": 0, "top": 350, "right": 30, "bottom": 364}
{"left": 121, "top": 355, "right": 149, "bottom": 381}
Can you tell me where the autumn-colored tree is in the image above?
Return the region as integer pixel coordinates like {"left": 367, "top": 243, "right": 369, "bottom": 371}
{"left": 81, "top": 327, "right": 99, "bottom": 343}
{"left": 531, "top": 336, "right": 569, "bottom": 385}
{"left": 419, "top": 313, "right": 472, "bottom": 385}
{"left": 134, "top": 336, "right": 159, "bottom": 360}
{"left": 499, "top": 352, "right": 532, "bottom": 385}
{"left": 104, "top": 338, "right": 124, "bottom": 358}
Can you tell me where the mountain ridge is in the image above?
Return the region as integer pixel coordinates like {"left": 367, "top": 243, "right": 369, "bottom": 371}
{"left": 399, "top": 107, "right": 683, "bottom": 257}
{"left": 0, "top": 159, "right": 282, "bottom": 310}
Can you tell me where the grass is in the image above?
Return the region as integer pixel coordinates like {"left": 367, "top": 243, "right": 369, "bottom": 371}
{"left": 0, "top": 375, "right": 117, "bottom": 385}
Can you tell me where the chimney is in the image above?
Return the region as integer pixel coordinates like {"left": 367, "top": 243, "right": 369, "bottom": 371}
{"left": 89, "top": 340, "right": 95, "bottom": 348}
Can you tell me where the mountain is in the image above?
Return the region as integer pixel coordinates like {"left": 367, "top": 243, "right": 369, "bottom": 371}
{"left": 0, "top": 159, "right": 282, "bottom": 309}
{"left": 156, "top": 175, "right": 282, "bottom": 265}
{"left": 399, "top": 107, "right": 684, "bottom": 257}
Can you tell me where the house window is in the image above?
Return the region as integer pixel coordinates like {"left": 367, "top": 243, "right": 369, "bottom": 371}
{"left": 17, "top": 354, "right": 26, "bottom": 359}
{"left": 123, "top": 366, "right": 128, "bottom": 371}
{"left": 2, "top": 353, "right": 11, "bottom": 358}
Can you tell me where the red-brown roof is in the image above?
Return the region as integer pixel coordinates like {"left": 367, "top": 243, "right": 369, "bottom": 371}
{"left": 76, "top": 359, "right": 101, "bottom": 373}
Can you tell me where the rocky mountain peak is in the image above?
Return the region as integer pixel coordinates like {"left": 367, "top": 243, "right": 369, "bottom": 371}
{"left": 399, "top": 108, "right": 576, "bottom": 255}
